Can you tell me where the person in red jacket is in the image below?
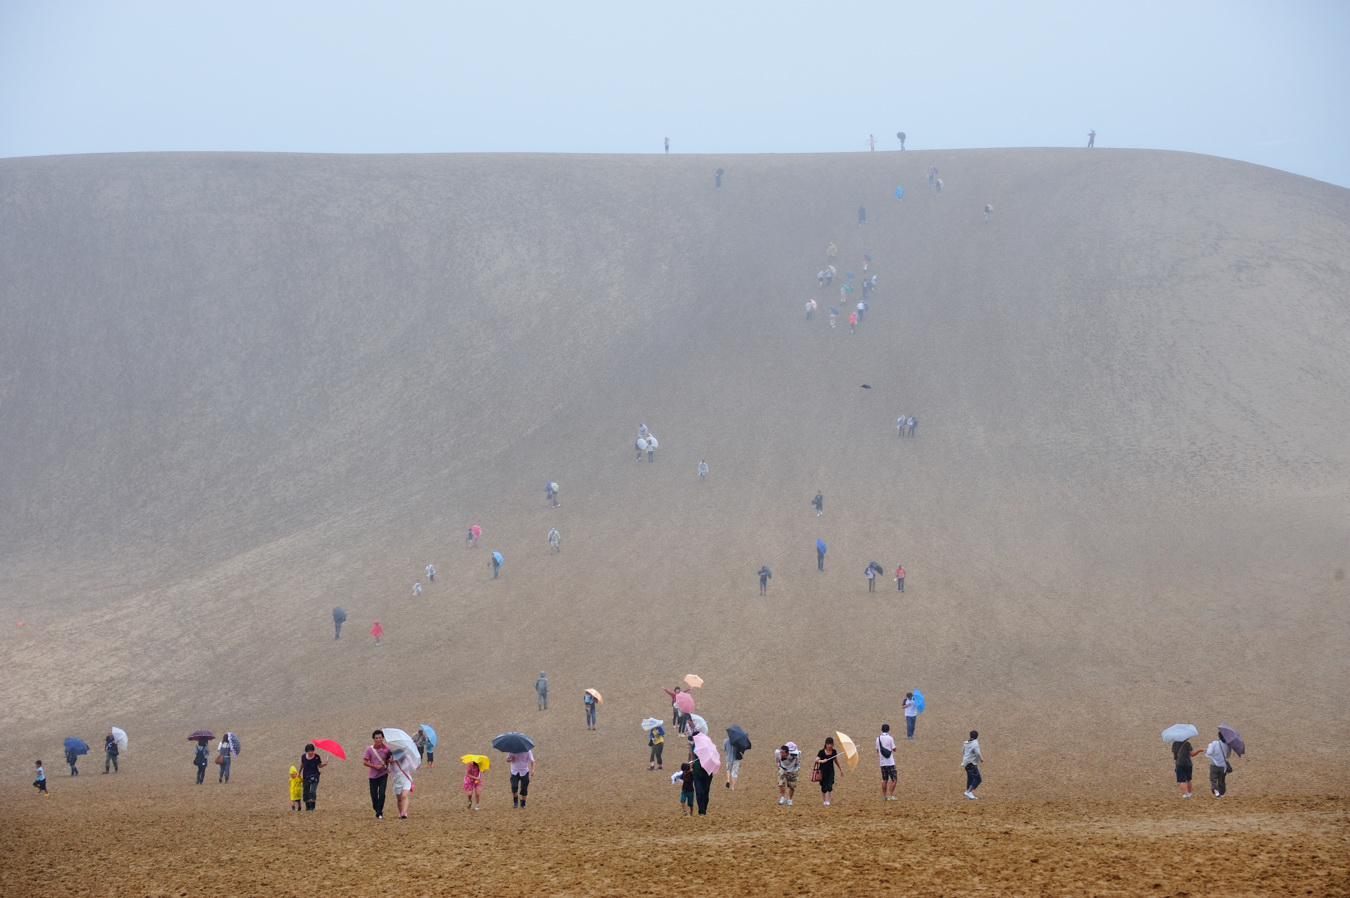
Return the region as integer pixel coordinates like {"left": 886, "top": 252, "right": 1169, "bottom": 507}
{"left": 894, "top": 565, "right": 905, "bottom": 592}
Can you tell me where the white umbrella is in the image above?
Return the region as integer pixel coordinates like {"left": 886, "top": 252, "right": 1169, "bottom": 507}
{"left": 111, "top": 727, "right": 128, "bottom": 752}
{"left": 641, "top": 717, "right": 665, "bottom": 732}
{"left": 1162, "top": 724, "right": 1199, "bottom": 743}
{"left": 382, "top": 727, "right": 422, "bottom": 773}
{"left": 689, "top": 714, "right": 709, "bottom": 735}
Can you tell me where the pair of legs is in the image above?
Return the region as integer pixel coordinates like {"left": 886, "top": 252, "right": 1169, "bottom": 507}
{"left": 820, "top": 779, "right": 835, "bottom": 805}
{"left": 218, "top": 758, "right": 231, "bottom": 783}
{"left": 105, "top": 753, "right": 118, "bottom": 773}
{"left": 465, "top": 784, "right": 480, "bottom": 809}
{"left": 196, "top": 763, "right": 207, "bottom": 784}
{"left": 693, "top": 769, "right": 711, "bottom": 814}
{"left": 303, "top": 776, "right": 319, "bottom": 810}
{"left": 759, "top": 578, "right": 767, "bottom": 595}
{"left": 868, "top": 576, "right": 875, "bottom": 592}
{"left": 725, "top": 758, "right": 739, "bottom": 789}
{"left": 881, "top": 765, "right": 897, "bottom": 799}
{"left": 511, "top": 772, "right": 530, "bottom": 808}
{"left": 1210, "top": 764, "right": 1228, "bottom": 797}
{"left": 680, "top": 790, "right": 695, "bottom": 815}
{"left": 586, "top": 705, "right": 597, "bottom": 729}
{"left": 649, "top": 742, "right": 663, "bottom": 769}
{"left": 1177, "top": 766, "right": 1193, "bottom": 797}
{"left": 964, "top": 764, "right": 982, "bottom": 797}
{"left": 369, "top": 773, "right": 387, "bottom": 817}
{"left": 906, "top": 716, "right": 916, "bottom": 739}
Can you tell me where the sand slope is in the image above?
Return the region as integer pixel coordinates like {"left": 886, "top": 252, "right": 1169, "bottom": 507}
{"left": 1, "top": 147, "right": 1348, "bottom": 828}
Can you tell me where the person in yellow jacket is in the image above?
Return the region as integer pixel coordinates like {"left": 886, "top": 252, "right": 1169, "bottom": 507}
{"left": 289, "top": 765, "right": 302, "bottom": 811}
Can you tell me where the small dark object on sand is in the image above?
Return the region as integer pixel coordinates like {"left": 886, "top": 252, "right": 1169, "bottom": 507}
{"left": 860, "top": 384, "right": 871, "bottom": 389}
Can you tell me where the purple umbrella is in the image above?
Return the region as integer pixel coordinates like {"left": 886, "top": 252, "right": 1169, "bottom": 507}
{"left": 188, "top": 730, "right": 215, "bottom": 741}
{"left": 1217, "top": 724, "right": 1245, "bottom": 757}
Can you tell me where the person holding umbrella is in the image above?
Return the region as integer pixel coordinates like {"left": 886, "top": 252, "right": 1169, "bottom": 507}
{"left": 508, "top": 749, "right": 534, "bottom": 809}
{"left": 584, "top": 689, "right": 601, "bottom": 730}
{"left": 63, "top": 738, "right": 86, "bottom": 776}
{"left": 104, "top": 731, "right": 120, "bottom": 774}
{"left": 1164, "top": 724, "right": 1203, "bottom": 798}
{"left": 192, "top": 735, "right": 211, "bottom": 784}
{"left": 1207, "top": 729, "right": 1235, "bottom": 798}
{"left": 298, "top": 743, "right": 328, "bottom": 811}
{"left": 216, "top": 733, "right": 235, "bottom": 784}
{"left": 814, "top": 736, "right": 844, "bottom": 806}
{"left": 647, "top": 721, "right": 665, "bottom": 770}
{"left": 690, "top": 733, "right": 720, "bottom": 815}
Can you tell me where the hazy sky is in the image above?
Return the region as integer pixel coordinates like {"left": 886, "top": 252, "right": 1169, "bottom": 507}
{"left": 2, "top": 1, "right": 1347, "bottom": 187}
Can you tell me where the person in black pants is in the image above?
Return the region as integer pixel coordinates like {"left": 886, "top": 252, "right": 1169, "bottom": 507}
{"left": 193, "top": 738, "right": 209, "bottom": 784}
{"left": 364, "top": 730, "right": 392, "bottom": 818}
{"left": 692, "top": 756, "right": 713, "bottom": 815}
{"left": 65, "top": 747, "right": 80, "bottom": 776}
{"left": 299, "top": 743, "right": 328, "bottom": 811}
{"left": 104, "top": 732, "right": 119, "bottom": 773}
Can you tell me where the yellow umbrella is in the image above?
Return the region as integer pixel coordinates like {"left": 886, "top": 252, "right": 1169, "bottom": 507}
{"left": 586, "top": 688, "right": 603, "bottom": 704}
{"left": 460, "top": 754, "right": 490, "bottom": 772}
{"left": 834, "top": 731, "right": 859, "bottom": 771}
{"left": 684, "top": 674, "right": 704, "bottom": 689}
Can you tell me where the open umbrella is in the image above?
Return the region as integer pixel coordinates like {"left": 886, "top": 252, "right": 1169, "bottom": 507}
{"left": 63, "top": 737, "right": 89, "bottom": 755}
{"left": 689, "top": 714, "right": 709, "bottom": 735}
{"left": 684, "top": 674, "right": 704, "bottom": 689}
{"left": 226, "top": 732, "right": 241, "bottom": 756}
{"left": 1161, "top": 724, "right": 1199, "bottom": 744}
{"left": 641, "top": 717, "right": 665, "bottom": 732}
{"left": 869, "top": 561, "right": 885, "bottom": 575}
{"left": 110, "top": 727, "right": 128, "bottom": 752}
{"left": 692, "top": 732, "right": 721, "bottom": 774}
{"left": 674, "top": 692, "right": 695, "bottom": 714}
{"left": 383, "top": 728, "right": 421, "bottom": 767}
{"left": 913, "top": 688, "right": 926, "bottom": 713}
{"left": 1218, "top": 724, "right": 1245, "bottom": 757}
{"left": 726, "top": 725, "right": 751, "bottom": 755}
{"left": 461, "top": 754, "right": 490, "bottom": 772}
{"left": 491, "top": 732, "right": 535, "bottom": 754}
{"left": 585, "top": 689, "right": 604, "bottom": 704}
{"left": 834, "top": 731, "right": 859, "bottom": 771}
{"left": 817, "top": 539, "right": 827, "bottom": 555}
{"left": 188, "top": 730, "right": 214, "bottom": 741}
{"left": 492, "top": 551, "right": 504, "bottom": 565}
{"left": 311, "top": 738, "right": 346, "bottom": 760}
{"left": 894, "top": 186, "right": 905, "bottom": 199}
{"left": 419, "top": 724, "right": 438, "bottom": 748}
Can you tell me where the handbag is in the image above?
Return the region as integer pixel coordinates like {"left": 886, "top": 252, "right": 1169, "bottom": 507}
{"left": 214, "top": 755, "right": 224, "bottom": 766}
{"left": 810, "top": 763, "right": 822, "bottom": 783}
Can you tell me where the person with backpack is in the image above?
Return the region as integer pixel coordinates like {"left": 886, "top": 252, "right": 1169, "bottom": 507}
{"left": 877, "top": 724, "right": 898, "bottom": 800}
{"left": 193, "top": 737, "right": 210, "bottom": 784}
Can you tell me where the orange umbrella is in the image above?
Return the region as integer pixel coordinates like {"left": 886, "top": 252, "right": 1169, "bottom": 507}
{"left": 684, "top": 674, "right": 704, "bottom": 689}
{"left": 585, "top": 688, "right": 603, "bottom": 704}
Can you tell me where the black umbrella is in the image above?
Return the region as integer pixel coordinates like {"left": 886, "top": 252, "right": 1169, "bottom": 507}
{"left": 726, "top": 726, "right": 751, "bottom": 754}
{"left": 332, "top": 607, "right": 347, "bottom": 622}
{"left": 491, "top": 732, "right": 535, "bottom": 754}
{"left": 759, "top": 567, "right": 772, "bottom": 579}
{"left": 869, "top": 561, "right": 885, "bottom": 574}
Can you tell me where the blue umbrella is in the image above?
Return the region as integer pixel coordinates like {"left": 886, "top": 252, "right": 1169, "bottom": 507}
{"left": 419, "top": 724, "right": 438, "bottom": 748}
{"left": 894, "top": 186, "right": 904, "bottom": 199}
{"left": 492, "top": 551, "right": 504, "bottom": 565}
{"left": 491, "top": 732, "right": 535, "bottom": 754}
{"left": 828, "top": 306, "right": 839, "bottom": 316}
{"left": 816, "top": 539, "right": 827, "bottom": 554}
{"left": 63, "top": 737, "right": 89, "bottom": 755}
{"left": 913, "top": 689, "right": 925, "bottom": 713}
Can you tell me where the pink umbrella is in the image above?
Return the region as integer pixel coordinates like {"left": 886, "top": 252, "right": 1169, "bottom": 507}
{"left": 692, "top": 733, "right": 721, "bottom": 774}
{"left": 674, "top": 692, "right": 695, "bottom": 714}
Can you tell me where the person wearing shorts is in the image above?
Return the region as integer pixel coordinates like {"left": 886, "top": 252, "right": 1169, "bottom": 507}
{"left": 877, "top": 724, "right": 898, "bottom": 800}
{"left": 777, "top": 744, "right": 800, "bottom": 805}
{"left": 389, "top": 751, "right": 414, "bottom": 818}
{"left": 722, "top": 736, "right": 741, "bottom": 789}
{"left": 509, "top": 750, "right": 535, "bottom": 808}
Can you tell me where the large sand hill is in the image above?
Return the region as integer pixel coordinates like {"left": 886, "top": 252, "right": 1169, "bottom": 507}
{"left": 1, "top": 149, "right": 1347, "bottom": 895}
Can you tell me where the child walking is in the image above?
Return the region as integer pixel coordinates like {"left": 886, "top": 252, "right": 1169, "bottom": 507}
{"left": 463, "top": 760, "right": 483, "bottom": 810}
{"left": 289, "top": 765, "right": 302, "bottom": 811}
{"left": 34, "top": 760, "right": 48, "bottom": 795}
{"left": 370, "top": 620, "right": 383, "bottom": 647}
{"left": 678, "top": 762, "right": 695, "bottom": 816}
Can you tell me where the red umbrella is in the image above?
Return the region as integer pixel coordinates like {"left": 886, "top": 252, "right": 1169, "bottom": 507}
{"left": 311, "top": 739, "right": 346, "bottom": 760}
{"left": 674, "top": 692, "right": 695, "bottom": 714}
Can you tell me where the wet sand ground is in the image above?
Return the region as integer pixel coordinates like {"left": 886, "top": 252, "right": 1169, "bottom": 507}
{"left": 6, "top": 783, "right": 1345, "bottom": 896}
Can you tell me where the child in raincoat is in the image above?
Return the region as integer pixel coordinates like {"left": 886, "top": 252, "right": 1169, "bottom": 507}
{"left": 370, "top": 620, "right": 383, "bottom": 647}
{"left": 462, "top": 760, "right": 482, "bottom": 811}
{"left": 289, "top": 765, "right": 302, "bottom": 811}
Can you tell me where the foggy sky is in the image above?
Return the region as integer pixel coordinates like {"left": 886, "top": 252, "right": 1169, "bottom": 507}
{"left": 2, "top": 0, "right": 1347, "bottom": 187}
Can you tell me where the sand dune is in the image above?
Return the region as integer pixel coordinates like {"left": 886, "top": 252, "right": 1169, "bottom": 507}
{"left": 1, "top": 149, "right": 1347, "bottom": 894}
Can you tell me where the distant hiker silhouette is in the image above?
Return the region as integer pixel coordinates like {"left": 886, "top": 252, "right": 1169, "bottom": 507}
{"left": 869, "top": 134, "right": 876, "bottom": 151}
{"left": 858, "top": 205, "right": 866, "bottom": 226}
{"left": 1087, "top": 130, "right": 1095, "bottom": 148}
{"left": 928, "top": 166, "right": 937, "bottom": 186}
{"left": 333, "top": 607, "right": 346, "bottom": 639}
{"left": 897, "top": 131, "right": 906, "bottom": 150}
{"left": 698, "top": 460, "right": 708, "bottom": 480}
{"left": 812, "top": 492, "right": 824, "bottom": 517}
{"left": 984, "top": 203, "right": 992, "bottom": 223}
{"left": 548, "top": 528, "right": 561, "bottom": 553}
{"left": 816, "top": 539, "right": 827, "bottom": 571}
{"left": 545, "top": 481, "right": 560, "bottom": 507}
{"left": 665, "top": 137, "right": 670, "bottom": 153}
{"left": 490, "top": 552, "right": 503, "bottom": 579}
{"left": 935, "top": 178, "right": 943, "bottom": 195}
{"left": 715, "top": 169, "right": 724, "bottom": 188}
